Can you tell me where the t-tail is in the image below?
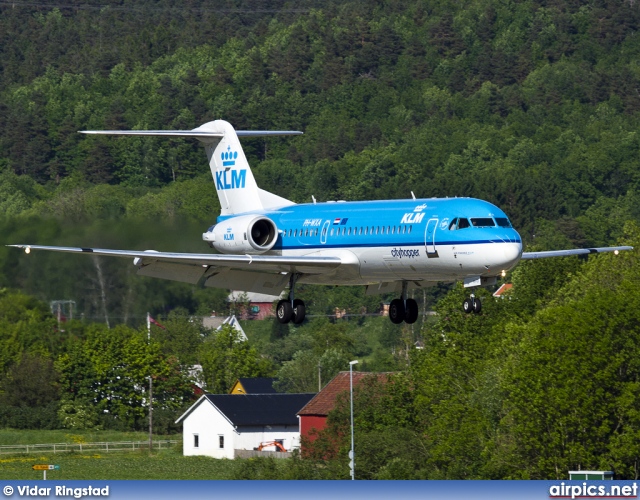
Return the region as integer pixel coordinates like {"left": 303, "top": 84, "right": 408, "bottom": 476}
{"left": 81, "top": 119, "right": 301, "bottom": 215}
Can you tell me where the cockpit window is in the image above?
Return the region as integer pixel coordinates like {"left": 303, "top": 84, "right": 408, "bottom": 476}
{"left": 471, "top": 218, "right": 495, "bottom": 227}
{"left": 449, "top": 218, "right": 471, "bottom": 230}
{"left": 495, "top": 217, "right": 512, "bottom": 228}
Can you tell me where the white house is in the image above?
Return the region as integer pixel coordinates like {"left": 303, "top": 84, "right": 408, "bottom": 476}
{"left": 175, "top": 393, "right": 314, "bottom": 459}
{"left": 202, "top": 314, "right": 248, "bottom": 341}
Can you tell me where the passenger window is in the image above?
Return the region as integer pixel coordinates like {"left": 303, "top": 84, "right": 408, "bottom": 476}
{"left": 322, "top": 227, "right": 327, "bottom": 236}
{"left": 409, "top": 226, "right": 412, "bottom": 233}
{"left": 471, "top": 218, "right": 495, "bottom": 227}
{"left": 391, "top": 226, "right": 395, "bottom": 234}
{"left": 330, "top": 228, "right": 334, "bottom": 236}
{"left": 457, "top": 218, "right": 471, "bottom": 229}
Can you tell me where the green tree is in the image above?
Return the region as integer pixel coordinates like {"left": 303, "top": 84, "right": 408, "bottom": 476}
{"left": 56, "top": 324, "right": 195, "bottom": 430}
{"left": 198, "top": 325, "right": 272, "bottom": 394}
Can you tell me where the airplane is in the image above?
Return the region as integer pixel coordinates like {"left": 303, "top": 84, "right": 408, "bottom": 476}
{"left": 9, "top": 120, "right": 633, "bottom": 325}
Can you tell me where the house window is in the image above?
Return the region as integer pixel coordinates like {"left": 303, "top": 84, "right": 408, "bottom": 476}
{"left": 219, "top": 435, "right": 224, "bottom": 449}
{"left": 193, "top": 434, "right": 199, "bottom": 448}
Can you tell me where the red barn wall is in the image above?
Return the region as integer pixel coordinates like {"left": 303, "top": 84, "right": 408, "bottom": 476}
{"left": 300, "top": 415, "right": 327, "bottom": 443}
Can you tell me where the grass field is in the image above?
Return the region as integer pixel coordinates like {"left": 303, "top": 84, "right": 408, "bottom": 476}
{"left": 0, "top": 429, "right": 240, "bottom": 480}
{"left": 0, "top": 429, "right": 177, "bottom": 446}
{"left": 0, "top": 448, "right": 238, "bottom": 480}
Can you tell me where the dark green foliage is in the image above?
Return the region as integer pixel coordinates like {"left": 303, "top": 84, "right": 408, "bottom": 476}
{"left": 0, "top": 352, "right": 61, "bottom": 429}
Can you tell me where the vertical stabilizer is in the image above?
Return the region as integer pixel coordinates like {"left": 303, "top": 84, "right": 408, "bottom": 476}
{"left": 197, "top": 120, "right": 263, "bottom": 215}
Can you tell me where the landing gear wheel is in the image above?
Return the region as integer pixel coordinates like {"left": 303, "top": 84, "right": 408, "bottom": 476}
{"left": 472, "top": 298, "right": 482, "bottom": 314}
{"left": 389, "top": 298, "right": 405, "bottom": 324}
{"left": 276, "top": 299, "right": 293, "bottom": 324}
{"left": 292, "top": 299, "right": 306, "bottom": 324}
{"left": 463, "top": 298, "right": 474, "bottom": 314}
{"left": 404, "top": 298, "right": 419, "bottom": 324}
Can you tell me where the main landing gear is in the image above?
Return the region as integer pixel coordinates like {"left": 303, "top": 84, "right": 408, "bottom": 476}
{"left": 276, "top": 274, "right": 306, "bottom": 325}
{"left": 462, "top": 294, "right": 482, "bottom": 314}
{"left": 389, "top": 282, "right": 419, "bottom": 325}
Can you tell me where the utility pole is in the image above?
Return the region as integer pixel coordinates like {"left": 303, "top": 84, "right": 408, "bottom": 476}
{"left": 148, "top": 375, "right": 153, "bottom": 453}
{"left": 147, "top": 312, "right": 153, "bottom": 454}
{"left": 349, "top": 360, "right": 358, "bottom": 480}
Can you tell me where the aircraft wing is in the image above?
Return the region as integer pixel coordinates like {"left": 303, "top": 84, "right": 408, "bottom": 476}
{"left": 521, "top": 246, "right": 633, "bottom": 260}
{"left": 7, "top": 244, "right": 342, "bottom": 275}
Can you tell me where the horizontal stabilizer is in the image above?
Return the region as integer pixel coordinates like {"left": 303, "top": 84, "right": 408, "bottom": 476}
{"left": 80, "top": 130, "right": 303, "bottom": 139}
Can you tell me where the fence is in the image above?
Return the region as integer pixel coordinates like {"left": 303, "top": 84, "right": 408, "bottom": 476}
{"left": 0, "top": 440, "right": 179, "bottom": 455}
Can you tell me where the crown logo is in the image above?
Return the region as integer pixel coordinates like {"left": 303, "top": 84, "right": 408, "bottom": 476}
{"left": 221, "top": 146, "right": 238, "bottom": 166}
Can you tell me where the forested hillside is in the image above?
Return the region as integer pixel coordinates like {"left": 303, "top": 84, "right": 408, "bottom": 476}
{"left": 1, "top": 0, "right": 640, "bottom": 479}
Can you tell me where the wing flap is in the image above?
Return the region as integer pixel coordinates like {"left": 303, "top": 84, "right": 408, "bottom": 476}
{"left": 137, "top": 261, "right": 207, "bottom": 284}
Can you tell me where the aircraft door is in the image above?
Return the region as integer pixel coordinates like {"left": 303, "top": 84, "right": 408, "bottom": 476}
{"left": 320, "top": 220, "right": 330, "bottom": 245}
{"left": 425, "top": 218, "right": 438, "bottom": 254}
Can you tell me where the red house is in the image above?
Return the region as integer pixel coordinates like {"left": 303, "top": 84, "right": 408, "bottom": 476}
{"left": 297, "top": 371, "right": 388, "bottom": 447}
{"left": 228, "top": 291, "right": 281, "bottom": 320}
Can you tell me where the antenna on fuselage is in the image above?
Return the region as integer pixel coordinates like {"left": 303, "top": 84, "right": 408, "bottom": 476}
{"left": 411, "top": 191, "right": 416, "bottom": 200}
{"left": 312, "top": 195, "right": 317, "bottom": 204}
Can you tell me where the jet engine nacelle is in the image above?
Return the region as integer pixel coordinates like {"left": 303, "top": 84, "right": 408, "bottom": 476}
{"left": 203, "top": 214, "right": 279, "bottom": 254}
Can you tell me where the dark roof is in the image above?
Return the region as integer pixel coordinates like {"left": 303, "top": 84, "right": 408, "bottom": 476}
{"left": 298, "top": 372, "right": 391, "bottom": 417}
{"left": 237, "top": 377, "right": 277, "bottom": 394}
{"left": 205, "top": 393, "right": 315, "bottom": 426}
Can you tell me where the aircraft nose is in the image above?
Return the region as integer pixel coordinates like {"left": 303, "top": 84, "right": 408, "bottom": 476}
{"left": 503, "top": 241, "right": 522, "bottom": 265}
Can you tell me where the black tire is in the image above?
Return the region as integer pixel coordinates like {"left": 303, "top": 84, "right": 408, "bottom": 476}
{"left": 292, "top": 299, "right": 306, "bottom": 324}
{"left": 389, "top": 298, "right": 405, "bottom": 324}
{"left": 405, "top": 298, "right": 419, "bottom": 324}
{"left": 472, "top": 298, "right": 482, "bottom": 314}
{"left": 463, "top": 298, "right": 473, "bottom": 313}
{"left": 276, "top": 299, "right": 293, "bottom": 324}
